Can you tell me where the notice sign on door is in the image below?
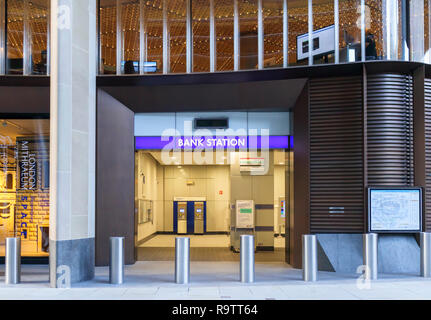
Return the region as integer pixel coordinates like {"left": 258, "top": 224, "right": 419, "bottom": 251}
{"left": 236, "top": 200, "right": 254, "bottom": 228}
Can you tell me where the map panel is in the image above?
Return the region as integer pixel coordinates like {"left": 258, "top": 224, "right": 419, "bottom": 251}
{"left": 370, "top": 189, "right": 421, "bottom": 231}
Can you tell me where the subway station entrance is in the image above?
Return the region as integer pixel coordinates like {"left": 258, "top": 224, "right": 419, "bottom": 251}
{"left": 133, "top": 112, "right": 292, "bottom": 263}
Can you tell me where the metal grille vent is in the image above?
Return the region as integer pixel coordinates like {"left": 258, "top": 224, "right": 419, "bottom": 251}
{"left": 366, "top": 74, "right": 414, "bottom": 187}
{"left": 424, "top": 78, "right": 431, "bottom": 230}
{"left": 309, "top": 76, "right": 364, "bottom": 233}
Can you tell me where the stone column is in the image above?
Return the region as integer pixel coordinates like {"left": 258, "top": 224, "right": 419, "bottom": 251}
{"left": 49, "top": 0, "right": 97, "bottom": 287}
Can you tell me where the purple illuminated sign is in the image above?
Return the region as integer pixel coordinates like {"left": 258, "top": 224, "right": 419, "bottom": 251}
{"left": 135, "top": 136, "right": 291, "bottom": 150}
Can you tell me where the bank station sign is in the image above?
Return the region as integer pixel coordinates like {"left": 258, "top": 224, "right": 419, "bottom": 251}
{"left": 177, "top": 137, "right": 246, "bottom": 148}
{"left": 135, "top": 136, "right": 291, "bottom": 150}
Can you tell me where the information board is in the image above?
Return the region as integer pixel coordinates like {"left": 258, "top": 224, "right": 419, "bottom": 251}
{"left": 236, "top": 200, "right": 254, "bottom": 229}
{"left": 239, "top": 158, "right": 265, "bottom": 173}
{"left": 368, "top": 188, "right": 422, "bottom": 232}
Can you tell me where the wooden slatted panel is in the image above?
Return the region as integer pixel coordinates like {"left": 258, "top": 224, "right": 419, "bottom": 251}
{"left": 309, "top": 76, "right": 364, "bottom": 233}
{"left": 367, "top": 74, "right": 414, "bottom": 186}
{"left": 424, "top": 78, "right": 431, "bottom": 230}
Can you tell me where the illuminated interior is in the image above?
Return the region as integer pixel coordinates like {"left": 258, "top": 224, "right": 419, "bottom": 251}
{"left": 6, "top": 0, "right": 49, "bottom": 74}
{"left": 2, "top": 0, "right": 429, "bottom": 75}
{"left": 99, "top": 0, "right": 390, "bottom": 74}
{"left": 135, "top": 149, "right": 291, "bottom": 261}
{"left": 0, "top": 119, "right": 50, "bottom": 257}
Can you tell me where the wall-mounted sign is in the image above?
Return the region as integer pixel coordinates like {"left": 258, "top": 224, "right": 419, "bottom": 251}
{"left": 239, "top": 157, "right": 265, "bottom": 172}
{"left": 135, "top": 136, "right": 290, "bottom": 150}
{"left": 178, "top": 137, "right": 246, "bottom": 148}
{"left": 239, "top": 158, "right": 264, "bottom": 166}
{"left": 368, "top": 188, "right": 422, "bottom": 233}
{"left": 15, "top": 136, "right": 50, "bottom": 246}
{"left": 17, "top": 140, "right": 38, "bottom": 191}
{"left": 236, "top": 200, "right": 254, "bottom": 229}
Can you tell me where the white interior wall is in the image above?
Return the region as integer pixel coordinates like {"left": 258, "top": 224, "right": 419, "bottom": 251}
{"left": 156, "top": 165, "right": 164, "bottom": 232}
{"left": 136, "top": 152, "right": 163, "bottom": 242}
{"left": 274, "top": 165, "right": 286, "bottom": 234}
{"left": 274, "top": 150, "right": 286, "bottom": 235}
{"left": 163, "top": 165, "right": 230, "bottom": 232}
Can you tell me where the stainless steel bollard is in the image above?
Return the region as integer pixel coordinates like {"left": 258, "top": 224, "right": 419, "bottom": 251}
{"left": 421, "top": 232, "right": 431, "bottom": 277}
{"left": 5, "top": 237, "right": 21, "bottom": 285}
{"left": 363, "top": 233, "right": 378, "bottom": 280}
{"left": 175, "top": 237, "right": 190, "bottom": 284}
{"left": 240, "top": 235, "right": 255, "bottom": 283}
{"left": 109, "top": 237, "right": 124, "bottom": 284}
{"left": 302, "top": 234, "right": 317, "bottom": 282}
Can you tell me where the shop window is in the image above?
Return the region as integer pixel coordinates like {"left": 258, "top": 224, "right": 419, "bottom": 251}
{"left": 0, "top": 119, "right": 50, "bottom": 257}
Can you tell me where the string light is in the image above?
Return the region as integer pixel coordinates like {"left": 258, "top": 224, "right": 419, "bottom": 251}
{"left": 4, "top": 0, "right": 389, "bottom": 70}
{"left": 7, "top": 0, "right": 48, "bottom": 67}
{"left": 99, "top": 0, "right": 389, "bottom": 71}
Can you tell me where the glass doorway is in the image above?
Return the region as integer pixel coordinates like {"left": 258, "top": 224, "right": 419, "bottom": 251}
{"left": 134, "top": 148, "right": 291, "bottom": 263}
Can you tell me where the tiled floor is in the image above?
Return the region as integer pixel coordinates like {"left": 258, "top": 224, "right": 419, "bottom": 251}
{"left": 139, "top": 234, "right": 286, "bottom": 248}
{"left": 0, "top": 262, "right": 430, "bottom": 300}
{"left": 140, "top": 234, "right": 231, "bottom": 248}
{"left": 137, "top": 247, "right": 285, "bottom": 261}
{"left": 137, "top": 234, "right": 286, "bottom": 261}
